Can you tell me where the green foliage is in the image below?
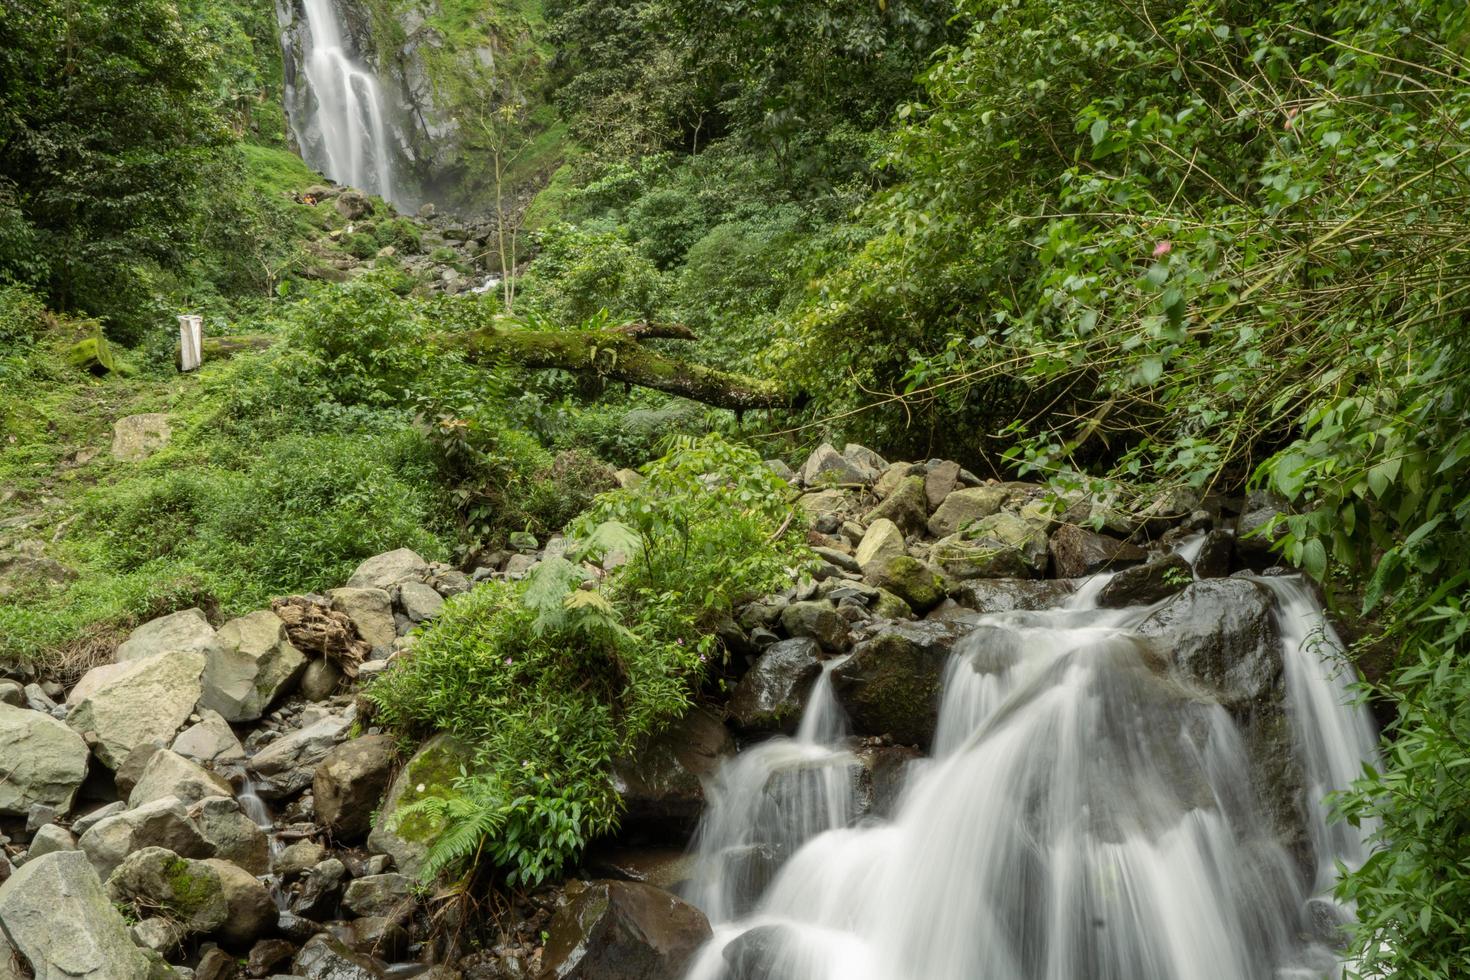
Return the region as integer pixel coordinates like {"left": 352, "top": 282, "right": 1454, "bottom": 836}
{"left": 368, "top": 434, "right": 805, "bottom": 885}
{"left": 518, "top": 225, "right": 672, "bottom": 323}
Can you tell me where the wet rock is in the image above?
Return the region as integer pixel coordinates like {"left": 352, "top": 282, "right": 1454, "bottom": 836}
{"left": 539, "top": 880, "right": 711, "bottom": 980}
{"left": 1193, "top": 528, "right": 1235, "bottom": 579}
{"left": 1098, "top": 554, "right": 1192, "bottom": 608}
{"left": 314, "top": 735, "right": 396, "bottom": 842}
{"left": 66, "top": 651, "right": 205, "bottom": 769}
{"left": 778, "top": 600, "right": 846, "bottom": 651}
{"left": 341, "top": 874, "right": 412, "bottom": 920}
{"left": 202, "top": 858, "right": 275, "bottom": 948}
{"left": 1301, "top": 897, "right": 1352, "bottom": 950}
{"left": 202, "top": 611, "right": 307, "bottom": 723}
{"left": 0, "top": 850, "right": 151, "bottom": 979}
{"left": 128, "top": 747, "right": 234, "bottom": 808}
{"left": 854, "top": 743, "right": 921, "bottom": 819}
{"left": 293, "top": 858, "right": 346, "bottom": 921}
{"left": 582, "top": 846, "right": 695, "bottom": 893}
{"left": 367, "top": 734, "right": 473, "bottom": 877}
{"left": 0, "top": 703, "right": 89, "bottom": 816}
{"left": 721, "top": 924, "right": 797, "bottom": 980}
{"left": 926, "top": 486, "right": 1008, "bottom": 538}
{"left": 116, "top": 607, "right": 218, "bottom": 662}
{"left": 247, "top": 938, "right": 299, "bottom": 978}
{"left": 864, "top": 556, "right": 945, "bottom": 613}
{"left": 105, "top": 847, "right": 227, "bottom": 936}
{"left": 951, "top": 578, "right": 1076, "bottom": 614}
{"left": 79, "top": 796, "right": 214, "bottom": 880}
{"left": 610, "top": 708, "right": 732, "bottom": 837}
{"left": 1234, "top": 491, "right": 1289, "bottom": 563}
{"left": 292, "top": 933, "right": 385, "bottom": 980}
{"left": 727, "top": 639, "right": 822, "bottom": 733}
{"left": 172, "top": 710, "right": 246, "bottom": 767}
{"left": 864, "top": 476, "right": 928, "bottom": 536}
{"left": 832, "top": 621, "right": 964, "bottom": 747}
{"left": 797, "top": 443, "right": 870, "bottom": 488}
{"left": 190, "top": 797, "right": 270, "bottom": 876}
{"left": 327, "top": 589, "right": 397, "bottom": 654}
{"left": 1138, "top": 579, "right": 1282, "bottom": 708}
{"left": 1047, "top": 526, "right": 1147, "bottom": 578}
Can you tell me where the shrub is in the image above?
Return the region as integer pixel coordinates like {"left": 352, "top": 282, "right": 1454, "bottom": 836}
{"left": 517, "top": 224, "right": 671, "bottom": 324}
{"left": 368, "top": 434, "right": 806, "bottom": 885}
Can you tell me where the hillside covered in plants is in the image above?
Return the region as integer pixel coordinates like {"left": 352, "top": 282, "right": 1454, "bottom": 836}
{"left": 1, "top": 0, "right": 1468, "bottom": 978}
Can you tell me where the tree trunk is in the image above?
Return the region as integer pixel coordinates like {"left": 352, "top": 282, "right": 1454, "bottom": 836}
{"left": 456, "top": 322, "right": 795, "bottom": 411}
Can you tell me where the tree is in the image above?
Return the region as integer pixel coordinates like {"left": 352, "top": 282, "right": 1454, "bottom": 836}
{"left": 0, "top": 0, "right": 228, "bottom": 333}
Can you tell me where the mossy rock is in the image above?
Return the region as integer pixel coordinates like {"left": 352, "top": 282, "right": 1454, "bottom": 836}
{"left": 832, "top": 621, "right": 965, "bottom": 747}
{"left": 104, "top": 847, "right": 227, "bottom": 936}
{"left": 865, "top": 556, "right": 945, "bottom": 613}
{"left": 65, "top": 325, "right": 119, "bottom": 376}
{"left": 367, "top": 733, "right": 474, "bottom": 878}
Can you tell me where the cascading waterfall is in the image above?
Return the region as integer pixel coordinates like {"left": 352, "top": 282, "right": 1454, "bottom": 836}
{"left": 684, "top": 570, "right": 1379, "bottom": 980}
{"left": 287, "top": 0, "right": 400, "bottom": 204}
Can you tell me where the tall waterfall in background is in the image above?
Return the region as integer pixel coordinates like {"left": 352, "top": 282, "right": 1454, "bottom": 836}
{"left": 683, "top": 563, "right": 1381, "bottom": 980}
{"left": 285, "top": 0, "right": 400, "bottom": 205}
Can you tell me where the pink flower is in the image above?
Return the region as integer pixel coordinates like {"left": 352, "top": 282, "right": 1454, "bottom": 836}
{"left": 1285, "top": 107, "right": 1299, "bottom": 131}
{"left": 1153, "top": 240, "right": 1173, "bottom": 258}
{"left": 503, "top": 657, "right": 513, "bottom": 666}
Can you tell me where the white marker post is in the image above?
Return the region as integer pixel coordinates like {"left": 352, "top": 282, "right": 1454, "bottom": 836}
{"left": 178, "top": 314, "right": 203, "bottom": 372}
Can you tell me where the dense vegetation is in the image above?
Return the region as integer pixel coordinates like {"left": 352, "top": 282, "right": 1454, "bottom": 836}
{"left": 2, "top": 0, "right": 1469, "bottom": 972}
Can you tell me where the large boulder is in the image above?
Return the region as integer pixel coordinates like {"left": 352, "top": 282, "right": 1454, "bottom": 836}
{"left": 342, "top": 873, "right": 413, "bottom": 919}
{"left": 926, "top": 486, "right": 1008, "bottom": 538}
{"left": 66, "top": 651, "right": 205, "bottom": 768}
{"left": 293, "top": 932, "right": 385, "bottom": 980}
{"left": 200, "top": 858, "right": 274, "bottom": 949}
{"left": 105, "top": 847, "right": 227, "bottom": 937}
{"left": 327, "top": 588, "right": 397, "bottom": 653}
{"left": 114, "top": 607, "right": 217, "bottom": 663}
{"left": 0, "top": 704, "right": 89, "bottom": 815}
{"left": 248, "top": 713, "right": 352, "bottom": 798}
{"left": 1097, "top": 554, "right": 1192, "bottom": 608}
{"left": 110, "top": 413, "right": 171, "bottom": 462}
{"left": 314, "top": 735, "right": 397, "bottom": 841}
{"left": 127, "top": 747, "right": 233, "bottom": 808}
{"left": 79, "top": 796, "right": 214, "bottom": 880}
{"left": 610, "top": 707, "right": 733, "bottom": 836}
{"left": 864, "top": 556, "right": 945, "bottom": 613}
{"left": 347, "top": 548, "right": 429, "bottom": 590}
{"left": 1137, "top": 579, "right": 1283, "bottom": 709}
{"left": 1048, "top": 526, "right": 1147, "bottom": 579}
{"left": 539, "top": 880, "right": 712, "bottom": 980}
{"left": 853, "top": 519, "right": 905, "bottom": 571}
{"left": 863, "top": 476, "right": 927, "bottom": 536}
{"left": 779, "top": 600, "right": 846, "bottom": 651}
{"left": 189, "top": 797, "right": 269, "bottom": 876}
{"left": 170, "top": 709, "right": 245, "bottom": 767}
{"left": 0, "top": 850, "right": 151, "bottom": 980}
{"left": 942, "top": 512, "right": 1048, "bottom": 579}
{"left": 952, "top": 579, "right": 1076, "bottom": 614}
{"left": 368, "top": 734, "right": 474, "bottom": 878}
{"left": 797, "top": 443, "right": 870, "bottom": 488}
{"left": 832, "top": 621, "right": 965, "bottom": 746}
{"left": 201, "top": 610, "right": 307, "bottom": 722}
{"left": 727, "top": 639, "right": 823, "bottom": 733}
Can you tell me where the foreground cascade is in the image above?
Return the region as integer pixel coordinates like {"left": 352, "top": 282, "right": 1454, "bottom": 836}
{"left": 682, "top": 561, "right": 1378, "bottom": 980}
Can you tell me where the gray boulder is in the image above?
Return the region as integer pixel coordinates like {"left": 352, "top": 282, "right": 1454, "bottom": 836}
{"left": 115, "top": 608, "right": 217, "bottom": 663}
{"left": 863, "top": 476, "right": 927, "bottom": 536}
{"left": 26, "top": 824, "right": 77, "bottom": 860}
{"left": 797, "top": 443, "right": 870, "bottom": 487}
{"left": 397, "top": 581, "right": 444, "bottom": 622}
{"left": 342, "top": 873, "right": 413, "bottom": 919}
{"left": 105, "top": 847, "right": 227, "bottom": 936}
{"left": 346, "top": 548, "right": 428, "bottom": 591}
{"left": 314, "top": 735, "right": 396, "bottom": 841}
{"left": 727, "top": 639, "right": 823, "bottom": 733}
{"left": 779, "top": 600, "right": 846, "bottom": 651}
{"left": 0, "top": 704, "right": 89, "bottom": 816}
{"left": 171, "top": 709, "right": 245, "bottom": 766}
{"left": 201, "top": 610, "right": 307, "bottom": 722}
{"left": 0, "top": 850, "right": 150, "bottom": 979}
{"left": 854, "top": 519, "right": 905, "bottom": 571}
{"left": 200, "top": 858, "right": 274, "bottom": 948}
{"left": 952, "top": 579, "right": 1077, "bottom": 614}
{"left": 248, "top": 713, "right": 351, "bottom": 798}
{"left": 65, "top": 651, "right": 205, "bottom": 768}
{"left": 1097, "top": 554, "right": 1192, "bottom": 608}
{"left": 927, "top": 486, "right": 1009, "bottom": 538}
{"left": 1047, "top": 526, "right": 1147, "bottom": 578}
{"left": 110, "top": 413, "right": 171, "bottom": 462}
{"left": 327, "top": 588, "right": 397, "bottom": 652}
{"left": 293, "top": 933, "right": 385, "bottom": 980}
{"left": 79, "top": 796, "right": 214, "bottom": 880}
{"left": 189, "top": 797, "right": 269, "bottom": 876}
{"left": 539, "top": 880, "right": 711, "bottom": 980}
{"left": 127, "top": 747, "right": 233, "bottom": 808}
{"left": 367, "top": 734, "right": 473, "bottom": 878}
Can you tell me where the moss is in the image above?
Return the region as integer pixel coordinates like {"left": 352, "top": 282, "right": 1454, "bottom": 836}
{"left": 390, "top": 734, "right": 474, "bottom": 844}
{"left": 163, "top": 856, "right": 219, "bottom": 918}
{"left": 869, "top": 556, "right": 945, "bottom": 612}
{"left": 65, "top": 331, "right": 116, "bottom": 375}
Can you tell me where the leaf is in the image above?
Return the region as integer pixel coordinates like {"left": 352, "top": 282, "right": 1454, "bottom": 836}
{"left": 1138, "top": 357, "right": 1163, "bottom": 385}
{"left": 1300, "top": 538, "right": 1327, "bottom": 581}
{"left": 1089, "top": 118, "right": 1108, "bottom": 145}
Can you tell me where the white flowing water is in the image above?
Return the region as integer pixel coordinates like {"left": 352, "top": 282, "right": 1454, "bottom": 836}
{"left": 685, "top": 572, "right": 1379, "bottom": 980}
{"left": 238, "top": 775, "right": 291, "bottom": 911}
{"left": 292, "top": 0, "right": 399, "bottom": 203}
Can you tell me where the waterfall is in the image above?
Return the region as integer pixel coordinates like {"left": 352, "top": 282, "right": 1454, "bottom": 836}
{"left": 684, "top": 572, "right": 1380, "bottom": 980}
{"left": 285, "top": 0, "right": 401, "bottom": 205}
